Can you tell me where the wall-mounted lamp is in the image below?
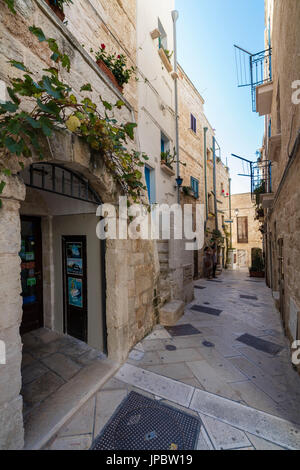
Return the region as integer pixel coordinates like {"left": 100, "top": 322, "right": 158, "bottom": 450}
{"left": 235, "top": 209, "right": 239, "bottom": 217}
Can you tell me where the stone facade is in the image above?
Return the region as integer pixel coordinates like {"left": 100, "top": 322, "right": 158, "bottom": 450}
{"left": 228, "top": 193, "right": 263, "bottom": 268}
{"left": 0, "top": 0, "right": 159, "bottom": 449}
{"left": 177, "top": 65, "right": 230, "bottom": 276}
{"left": 259, "top": 0, "right": 300, "bottom": 364}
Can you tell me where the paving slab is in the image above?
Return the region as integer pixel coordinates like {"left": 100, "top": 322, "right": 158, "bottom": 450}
{"left": 94, "top": 389, "right": 128, "bottom": 439}
{"left": 145, "top": 363, "right": 195, "bottom": 381}
{"left": 58, "top": 397, "right": 95, "bottom": 437}
{"left": 157, "top": 348, "right": 203, "bottom": 364}
{"left": 116, "top": 364, "right": 194, "bottom": 408}
{"left": 186, "top": 361, "right": 242, "bottom": 401}
{"left": 47, "top": 434, "right": 92, "bottom": 450}
{"left": 199, "top": 413, "right": 251, "bottom": 450}
{"left": 190, "top": 388, "right": 300, "bottom": 450}
{"left": 41, "top": 353, "right": 82, "bottom": 381}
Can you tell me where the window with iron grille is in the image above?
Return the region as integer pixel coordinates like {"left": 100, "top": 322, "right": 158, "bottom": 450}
{"left": 191, "top": 177, "right": 199, "bottom": 199}
{"left": 237, "top": 217, "right": 248, "bottom": 244}
{"left": 191, "top": 114, "right": 197, "bottom": 133}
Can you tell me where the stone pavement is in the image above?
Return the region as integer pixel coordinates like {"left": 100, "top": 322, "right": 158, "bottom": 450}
{"left": 44, "top": 271, "right": 300, "bottom": 450}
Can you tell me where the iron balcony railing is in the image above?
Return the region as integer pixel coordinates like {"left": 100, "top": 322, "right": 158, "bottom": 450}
{"left": 252, "top": 160, "right": 272, "bottom": 203}
{"left": 231, "top": 154, "right": 272, "bottom": 202}
{"left": 234, "top": 45, "right": 272, "bottom": 112}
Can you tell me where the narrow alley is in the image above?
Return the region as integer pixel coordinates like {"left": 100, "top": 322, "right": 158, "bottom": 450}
{"left": 45, "top": 271, "right": 300, "bottom": 451}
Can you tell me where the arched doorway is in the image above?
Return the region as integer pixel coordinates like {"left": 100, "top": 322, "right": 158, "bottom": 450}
{"left": 19, "top": 163, "right": 107, "bottom": 353}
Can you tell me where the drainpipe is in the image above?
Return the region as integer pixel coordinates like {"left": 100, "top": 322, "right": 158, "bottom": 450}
{"left": 204, "top": 127, "right": 208, "bottom": 222}
{"left": 229, "top": 177, "right": 232, "bottom": 248}
{"left": 172, "top": 10, "right": 181, "bottom": 204}
{"left": 213, "top": 136, "right": 218, "bottom": 231}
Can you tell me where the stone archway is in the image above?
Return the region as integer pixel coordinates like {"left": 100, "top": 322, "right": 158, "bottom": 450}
{"left": 0, "top": 132, "right": 159, "bottom": 449}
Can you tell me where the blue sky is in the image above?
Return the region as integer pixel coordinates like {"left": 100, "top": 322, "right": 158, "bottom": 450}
{"left": 175, "top": 0, "right": 265, "bottom": 194}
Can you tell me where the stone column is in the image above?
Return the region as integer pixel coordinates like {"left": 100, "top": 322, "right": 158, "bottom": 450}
{"left": 0, "top": 175, "right": 26, "bottom": 450}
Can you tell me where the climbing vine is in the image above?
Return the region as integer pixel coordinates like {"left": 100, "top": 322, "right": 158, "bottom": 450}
{"left": 0, "top": 5, "right": 148, "bottom": 205}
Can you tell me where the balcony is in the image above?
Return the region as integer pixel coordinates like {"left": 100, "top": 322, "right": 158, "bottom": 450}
{"left": 234, "top": 45, "right": 272, "bottom": 112}
{"left": 252, "top": 160, "right": 273, "bottom": 207}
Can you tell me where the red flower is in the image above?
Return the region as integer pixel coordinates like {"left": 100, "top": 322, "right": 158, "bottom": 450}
{"left": 101, "top": 44, "right": 106, "bottom": 50}
{"left": 222, "top": 189, "right": 225, "bottom": 193}
{"left": 226, "top": 193, "right": 229, "bottom": 196}
{"left": 117, "top": 55, "right": 121, "bottom": 59}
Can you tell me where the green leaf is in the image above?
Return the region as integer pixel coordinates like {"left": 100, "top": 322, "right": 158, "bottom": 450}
{"left": 69, "top": 94, "right": 77, "bottom": 104}
{"left": 50, "top": 53, "right": 60, "bottom": 62}
{"left": 123, "top": 122, "right": 137, "bottom": 140}
{"left": 4, "top": 0, "right": 16, "bottom": 14}
{"left": 80, "top": 83, "right": 92, "bottom": 92}
{"left": 0, "top": 181, "right": 6, "bottom": 195}
{"left": 4, "top": 136, "right": 20, "bottom": 153}
{"left": 25, "top": 116, "right": 41, "bottom": 129}
{"left": 0, "top": 101, "right": 19, "bottom": 113}
{"left": 29, "top": 25, "right": 46, "bottom": 42}
{"left": 42, "top": 76, "right": 62, "bottom": 99}
{"left": 61, "top": 54, "right": 71, "bottom": 72}
{"left": 8, "top": 60, "right": 29, "bottom": 73}
{"left": 115, "top": 99, "right": 125, "bottom": 109}
{"left": 7, "top": 87, "right": 20, "bottom": 105}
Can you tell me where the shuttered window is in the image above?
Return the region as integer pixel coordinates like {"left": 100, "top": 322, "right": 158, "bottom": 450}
{"left": 237, "top": 217, "right": 248, "bottom": 243}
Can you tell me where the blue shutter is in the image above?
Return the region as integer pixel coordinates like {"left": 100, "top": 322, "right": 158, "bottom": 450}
{"left": 191, "top": 177, "right": 199, "bottom": 199}
{"left": 145, "top": 167, "right": 151, "bottom": 201}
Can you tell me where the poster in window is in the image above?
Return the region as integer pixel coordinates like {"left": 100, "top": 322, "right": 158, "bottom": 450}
{"left": 66, "top": 243, "right": 82, "bottom": 260}
{"left": 68, "top": 277, "right": 83, "bottom": 308}
{"left": 67, "top": 258, "right": 83, "bottom": 275}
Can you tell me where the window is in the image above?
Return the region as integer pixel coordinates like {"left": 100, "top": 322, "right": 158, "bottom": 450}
{"left": 191, "top": 114, "right": 197, "bottom": 133}
{"left": 145, "top": 166, "right": 156, "bottom": 204}
{"left": 161, "top": 132, "right": 170, "bottom": 154}
{"left": 158, "top": 18, "right": 168, "bottom": 50}
{"left": 237, "top": 217, "right": 248, "bottom": 244}
{"left": 221, "top": 182, "right": 224, "bottom": 195}
{"left": 191, "top": 177, "right": 199, "bottom": 199}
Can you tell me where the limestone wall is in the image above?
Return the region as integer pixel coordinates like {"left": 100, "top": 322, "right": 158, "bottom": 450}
{"left": 229, "top": 193, "right": 263, "bottom": 268}
{"left": 0, "top": 0, "right": 159, "bottom": 449}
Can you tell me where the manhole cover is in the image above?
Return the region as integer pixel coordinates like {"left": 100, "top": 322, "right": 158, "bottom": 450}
{"left": 165, "top": 324, "right": 201, "bottom": 337}
{"left": 191, "top": 305, "right": 222, "bottom": 316}
{"left": 165, "top": 345, "right": 177, "bottom": 351}
{"left": 240, "top": 295, "right": 258, "bottom": 300}
{"left": 92, "top": 392, "right": 201, "bottom": 450}
{"left": 202, "top": 341, "right": 215, "bottom": 348}
{"left": 236, "top": 333, "right": 284, "bottom": 356}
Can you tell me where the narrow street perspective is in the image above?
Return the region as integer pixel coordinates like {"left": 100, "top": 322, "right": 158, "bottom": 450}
{"left": 0, "top": 0, "right": 299, "bottom": 455}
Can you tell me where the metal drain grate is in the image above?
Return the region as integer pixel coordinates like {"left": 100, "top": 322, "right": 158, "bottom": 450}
{"left": 91, "top": 391, "right": 201, "bottom": 450}
{"left": 165, "top": 324, "right": 201, "bottom": 337}
{"left": 191, "top": 305, "right": 222, "bottom": 316}
{"left": 236, "top": 333, "right": 284, "bottom": 356}
{"left": 195, "top": 286, "right": 206, "bottom": 290}
{"left": 240, "top": 295, "right": 258, "bottom": 300}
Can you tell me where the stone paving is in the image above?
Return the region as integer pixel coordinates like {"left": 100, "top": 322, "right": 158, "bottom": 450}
{"left": 43, "top": 271, "right": 300, "bottom": 450}
{"left": 21, "top": 329, "right": 106, "bottom": 419}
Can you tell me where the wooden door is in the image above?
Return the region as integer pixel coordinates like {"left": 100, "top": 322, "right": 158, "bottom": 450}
{"left": 62, "top": 236, "right": 87, "bottom": 342}
{"left": 20, "top": 216, "right": 43, "bottom": 334}
{"left": 278, "top": 238, "right": 285, "bottom": 327}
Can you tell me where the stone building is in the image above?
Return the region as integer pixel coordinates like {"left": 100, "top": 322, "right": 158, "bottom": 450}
{"left": 0, "top": 0, "right": 159, "bottom": 449}
{"left": 227, "top": 193, "right": 263, "bottom": 269}
{"left": 177, "top": 65, "right": 230, "bottom": 277}
{"left": 255, "top": 0, "right": 300, "bottom": 364}
{"left": 137, "top": 0, "right": 193, "bottom": 323}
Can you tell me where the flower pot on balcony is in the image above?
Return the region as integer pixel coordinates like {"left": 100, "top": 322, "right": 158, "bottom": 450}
{"left": 96, "top": 60, "right": 123, "bottom": 94}
{"left": 160, "top": 161, "right": 175, "bottom": 176}
{"left": 45, "top": 0, "right": 65, "bottom": 21}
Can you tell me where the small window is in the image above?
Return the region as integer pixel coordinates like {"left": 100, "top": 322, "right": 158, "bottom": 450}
{"left": 237, "top": 217, "right": 248, "bottom": 244}
{"left": 158, "top": 18, "right": 168, "bottom": 50}
{"left": 191, "top": 114, "right": 197, "bottom": 133}
{"left": 145, "top": 166, "right": 156, "bottom": 204}
{"left": 191, "top": 177, "right": 199, "bottom": 199}
{"left": 161, "top": 131, "right": 170, "bottom": 154}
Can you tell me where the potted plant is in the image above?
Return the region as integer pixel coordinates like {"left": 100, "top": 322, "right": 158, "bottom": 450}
{"left": 249, "top": 248, "right": 265, "bottom": 278}
{"left": 45, "top": 0, "right": 73, "bottom": 21}
{"left": 182, "top": 186, "right": 194, "bottom": 197}
{"left": 93, "top": 44, "right": 135, "bottom": 93}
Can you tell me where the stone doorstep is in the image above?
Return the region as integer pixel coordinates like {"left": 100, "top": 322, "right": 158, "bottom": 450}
{"left": 24, "top": 359, "right": 119, "bottom": 450}
{"left": 159, "top": 300, "right": 185, "bottom": 326}
{"left": 116, "top": 364, "right": 300, "bottom": 450}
